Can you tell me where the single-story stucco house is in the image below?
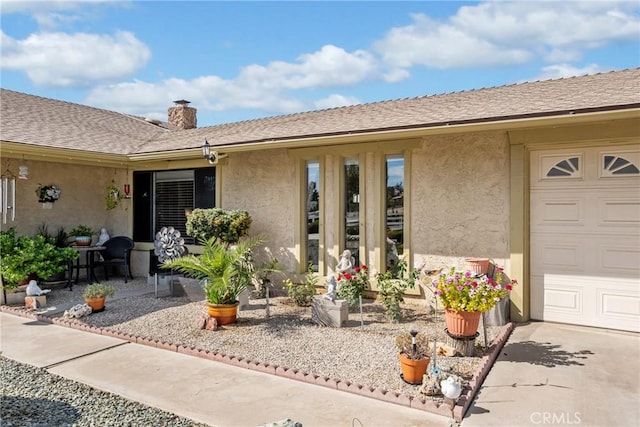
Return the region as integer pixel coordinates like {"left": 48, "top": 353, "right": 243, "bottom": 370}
{"left": 1, "top": 68, "right": 639, "bottom": 332}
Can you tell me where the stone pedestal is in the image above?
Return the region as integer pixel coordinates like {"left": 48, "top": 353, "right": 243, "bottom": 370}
{"left": 311, "top": 296, "right": 348, "bottom": 327}
{"left": 25, "top": 295, "right": 47, "bottom": 309}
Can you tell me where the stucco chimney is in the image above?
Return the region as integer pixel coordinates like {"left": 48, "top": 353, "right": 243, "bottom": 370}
{"left": 168, "top": 100, "right": 197, "bottom": 129}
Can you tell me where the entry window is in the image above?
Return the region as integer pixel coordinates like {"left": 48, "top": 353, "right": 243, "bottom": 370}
{"left": 344, "top": 157, "right": 360, "bottom": 266}
{"left": 385, "top": 155, "right": 404, "bottom": 271}
{"left": 133, "top": 168, "right": 215, "bottom": 243}
{"left": 155, "top": 170, "right": 194, "bottom": 239}
{"left": 306, "top": 161, "right": 320, "bottom": 272}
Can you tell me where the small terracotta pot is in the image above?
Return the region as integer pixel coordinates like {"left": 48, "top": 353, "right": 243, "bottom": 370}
{"left": 398, "top": 352, "right": 430, "bottom": 384}
{"left": 85, "top": 297, "right": 106, "bottom": 312}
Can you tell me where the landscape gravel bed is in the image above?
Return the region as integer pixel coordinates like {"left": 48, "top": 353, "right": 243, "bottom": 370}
{"left": 0, "top": 356, "right": 208, "bottom": 427}
{"left": 39, "top": 278, "right": 503, "bottom": 398}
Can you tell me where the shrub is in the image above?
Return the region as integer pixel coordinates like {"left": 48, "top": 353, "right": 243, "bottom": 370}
{"left": 337, "top": 264, "right": 369, "bottom": 307}
{"left": 376, "top": 258, "right": 420, "bottom": 322}
{"left": 285, "top": 262, "right": 317, "bottom": 306}
{"left": 0, "top": 229, "right": 78, "bottom": 289}
{"left": 186, "top": 208, "right": 252, "bottom": 245}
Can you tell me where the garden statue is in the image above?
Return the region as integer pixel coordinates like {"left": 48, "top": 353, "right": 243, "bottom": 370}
{"left": 324, "top": 249, "right": 355, "bottom": 300}
{"left": 96, "top": 228, "right": 110, "bottom": 247}
{"left": 336, "top": 249, "right": 355, "bottom": 275}
{"left": 324, "top": 275, "right": 338, "bottom": 300}
{"left": 26, "top": 280, "right": 50, "bottom": 296}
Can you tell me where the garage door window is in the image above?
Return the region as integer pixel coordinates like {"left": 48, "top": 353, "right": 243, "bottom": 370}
{"left": 602, "top": 154, "right": 639, "bottom": 176}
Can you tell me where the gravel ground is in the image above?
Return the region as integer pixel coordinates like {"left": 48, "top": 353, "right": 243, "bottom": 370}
{"left": 40, "top": 278, "right": 503, "bottom": 397}
{"left": 3, "top": 278, "right": 504, "bottom": 426}
{"left": 0, "top": 356, "right": 208, "bottom": 427}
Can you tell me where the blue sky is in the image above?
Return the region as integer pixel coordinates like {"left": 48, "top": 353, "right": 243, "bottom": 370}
{"left": 1, "top": 1, "right": 639, "bottom": 127}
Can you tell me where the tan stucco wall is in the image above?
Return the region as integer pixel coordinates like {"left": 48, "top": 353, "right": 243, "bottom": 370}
{"left": 0, "top": 159, "right": 129, "bottom": 239}
{"left": 219, "top": 149, "right": 299, "bottom": 272}
{"left": 411, "top": 131, "right": 511, "bottom": 271}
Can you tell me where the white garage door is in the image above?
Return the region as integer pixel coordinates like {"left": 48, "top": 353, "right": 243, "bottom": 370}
{"left": 530, "top": 144, "right": 640, "bottom": 332}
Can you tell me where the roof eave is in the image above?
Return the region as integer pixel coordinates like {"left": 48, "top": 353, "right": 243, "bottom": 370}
{"left": 127, "top": 105, "right": 640, "bottom": 161}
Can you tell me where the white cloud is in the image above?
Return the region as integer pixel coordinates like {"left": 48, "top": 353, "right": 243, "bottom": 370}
{"left": 529, "top": 64, "right": 605, "bottom": 81}
{"left": 84, "top": 45, "right": 377, "bottom": 117}
{"left": 375, "top": 1, "right": 640, "bottom": 69}
{"left": 0, "top": 30, "right": 151, "bottom": 86}
{"left": 314, "top": 94, "right": 361, "bottom": 110}
{"left": 235, "top": 45, "right": 378, "bottom": 90}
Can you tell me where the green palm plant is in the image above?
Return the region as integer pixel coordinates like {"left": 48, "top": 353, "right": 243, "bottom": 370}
{"left": 162, "top": 235, "right": 264, "bottom": 305}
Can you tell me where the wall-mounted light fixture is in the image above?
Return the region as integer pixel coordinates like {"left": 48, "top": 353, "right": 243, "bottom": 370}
{"left": 18, "top": 165, "right": 29, "bottom": 180}
{"left": 201, "top": 139, "right": 227, "bottom": 165}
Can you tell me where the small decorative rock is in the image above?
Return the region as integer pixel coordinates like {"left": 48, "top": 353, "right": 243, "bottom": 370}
{"left": 64, "top": 304, "right": 92, "bottom": 319}
{"left": 196, "top": 314, "right": 218, "bottom": 331}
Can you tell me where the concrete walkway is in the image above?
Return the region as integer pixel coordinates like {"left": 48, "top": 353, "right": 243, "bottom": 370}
{"left": 461, "top": 322, "right": 640, "bottom": 427}
{"left": 3, "top": 287, "right": 638, "bottom": 427}
{"left": 0, "top": 312, "right": 451, "bottom": 427}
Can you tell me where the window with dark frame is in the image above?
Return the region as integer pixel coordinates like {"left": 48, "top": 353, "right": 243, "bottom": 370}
{"left": 133, "top": 167, "right": 215, "bottom": 243}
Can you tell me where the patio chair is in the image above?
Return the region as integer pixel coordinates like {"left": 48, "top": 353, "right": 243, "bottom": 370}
{"left": 95, "top": 236, "right": 135, "bottom": 283}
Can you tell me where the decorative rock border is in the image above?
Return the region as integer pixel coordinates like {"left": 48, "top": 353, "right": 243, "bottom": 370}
{"left": 1, "top": 305, "right": 514, "bottom": 422}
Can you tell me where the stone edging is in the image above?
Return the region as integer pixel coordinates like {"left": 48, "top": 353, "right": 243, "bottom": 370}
{"left": 1, "top": 305, "right": 514, "bottom": 422}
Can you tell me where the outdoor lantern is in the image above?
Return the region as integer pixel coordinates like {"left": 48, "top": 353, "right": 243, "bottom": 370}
{"left": 18, "top": 165, "right": 28, "bottom": 180}
{"left": 202, "top": 139, "right": 211, "bottom": 158}
{"left": 201, "top": 139, "right": 222, "bottom": 164}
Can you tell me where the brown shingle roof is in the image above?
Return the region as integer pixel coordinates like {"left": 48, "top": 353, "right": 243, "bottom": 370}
{"left": 2, "top": 68, "right": 639, "bottom": 156}
{"left": 0, "top": 90, "right": 167, "bottom": 155}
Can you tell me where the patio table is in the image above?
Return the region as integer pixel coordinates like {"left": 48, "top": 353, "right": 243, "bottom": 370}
{"left": 73, "top": 246, "right": 106, "bottom": 285}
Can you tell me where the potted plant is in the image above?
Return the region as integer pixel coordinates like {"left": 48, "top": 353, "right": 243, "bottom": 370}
{"left": 83, "top": 283, "right": 115, "bottom": 312}
{"left": 0, "top": 229, "right": 78, "bottom": 291}
{"left": 69, "top": 225, "right": 96, "bottom": 247}
{"left": 396, "top": 326, "right": 431, "bottom": 384}
{"left": 432, "top": 266, "right": 517, "bottom": 337}
{"left": 162, "top": 235, "right": 265, "bottom": 325}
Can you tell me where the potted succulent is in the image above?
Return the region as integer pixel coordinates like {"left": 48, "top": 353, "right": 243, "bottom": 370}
{"left": 83, "top": 283, "right": 115, "bottom": 312}
{"left": 69, "top": 225, "right": 96, "bottom": 247}
{"left": 396, "top": 326, "right": 431, "bottom": 384}
{"left": 432, "top": 266, "right": 517, "bottom": 337}
{"left": 162, "top": 235, "right": 265, "bottom": 325}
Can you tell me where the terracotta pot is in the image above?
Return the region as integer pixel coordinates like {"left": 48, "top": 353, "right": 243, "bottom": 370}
{"left": 85, "top": 296, "right": 106, "bottom": 312}
{"left": 206, "top": 301, "right": 240, "bottom": 325}
{"left": 445, "top": 309, "right": 481, "bottom": 338}
{"left": 398, "top": 352, "right": 430, "bottom": 385}
{"left": 75, "top": 236, "right": 92, "bottom": 247}
{"left": 465, "top": 258, "right": 489, "bottom": 275}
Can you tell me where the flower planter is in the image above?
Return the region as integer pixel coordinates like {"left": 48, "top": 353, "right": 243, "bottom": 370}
{"left": 465, "top": 258, "right": 490, "bottom": 275}
{"left": 445, "top": 309, "right": 481, "bottom": 338}
{"left": 398, "top": 352, "right": 430, "bottom": 385}
{"left": 85, "top": 296, "right": 106, "bottom": 312}
{"left": 75, "top": 236, "right": 92, "bottom": 247}
{"left": 206, "top": 301, "right": 240, "bottom": 325}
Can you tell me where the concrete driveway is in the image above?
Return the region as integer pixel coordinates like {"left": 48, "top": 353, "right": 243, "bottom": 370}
{"left": 461, "top": 321, "right": 640, "bottom": 427}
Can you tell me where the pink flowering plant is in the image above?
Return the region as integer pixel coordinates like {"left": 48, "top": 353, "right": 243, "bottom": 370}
{"left": 432, "top": 266, "right": 517, "bottom": 312}
{"left": 337, "top": 264, "right": 369, "bottom": 307}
